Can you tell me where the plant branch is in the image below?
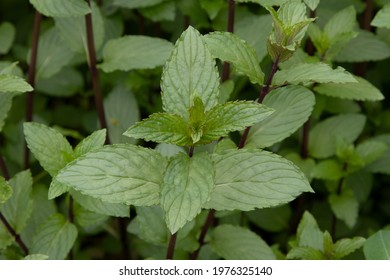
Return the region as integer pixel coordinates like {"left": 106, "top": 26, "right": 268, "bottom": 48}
{"left": 190, "top": 209, "right": 216, "bottom": 260}
{"left": 166, "top": 232, "right": 178, "bottom": 259}
{"left": 24, "top": 11, "right": 42, "bottom": 170}
{"left": 221, "top": 0, "right": 236, "bottom": 82}
{"left": 0, "top": 212, "right": 29, "bottom": 255}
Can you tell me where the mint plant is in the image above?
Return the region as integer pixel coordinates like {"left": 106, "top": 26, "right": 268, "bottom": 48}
{"left": 1, "top": 0, "right": 390, "bottom": 260}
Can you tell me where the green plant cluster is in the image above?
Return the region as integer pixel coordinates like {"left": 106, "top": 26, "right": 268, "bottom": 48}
{"left": 1, "top": 0, "right": 390, "bottom": 260}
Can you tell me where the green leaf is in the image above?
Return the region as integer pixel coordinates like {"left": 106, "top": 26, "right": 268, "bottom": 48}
{"left": 324, "top": 6, "right": 356, "bottom": 41}
{"left": 99, "top": 36, "right": 173, "bottom": 73}
{"left": 1, "top": 170, "right": 33, "bottom": 233}
{"left": 273, "top": 63, "right": 356, "bottom": 85}
{"left": 0, "top": 92, "right": 13, "bottom": 132}
{"left": 56, "top": 144, "right": 167, "bottom": 206}
{"left": 333, "top": 237, "right": 365, "bottom": 259}
{"left": 309, "top": 114, "right": 366, "bottom": 158}
{"left": 329, "top": 188, "right": 358, "bottom": 228}
{"left": 140, "top": 0, "right": 176, "bottom": 22}
{"left": 70, "top": 190, "right": 129, "bottom": 218}
{"left": 210, "top": 224, "right": 276, "bottom": 260}
{"left": 366, "top": 134, "right": 390, "bottom": 174}
{"left": 161, "top": 152, "right": 214, "bottom": 234}
{"left": 287, "top": 247, "right": 325, "bottom": 260}
{"left": 48, "top": 179, "right": 70, "bottom": 199}
{"left": 161, "top": 26, "right": 219, "bottom": 120}
{"left": 24, "top": 122, "right": 73, "bottom": 177}
{"left": 73, "top": 203, "right": 108, "bottom": 229}
{"left": 0, "top": 22, "right": 16, "bottom": 54}
{"left": 246, "top": 205, "right": 291, "bottom": 232}
{"left": 234, "top": 0, "right": 288, "bottom": 6}
{"left": 200, "top": 0, "right": 224, "bottom": 20}
{"left": 113, "top": 0, "right": 165, "bottom": 9}
{"left": 74, "top": 129, "right": 107, "bottom": 158}
{"left": 0, "top": 74, "right": 33, "bottom": 93}
{"left": 335, "top": 30, "right": 390, "bottom": 62}
{"left": 30, "top": 214, "right": 77, "bottom": 260}
{"left": 24, "top": 254, "right": 49, "bottom": 260}
{"left": 0, "top": 177, "right": 12, "bottom": 204}
{"left": 284, "top": 153, "right": 316, "bottom": 182}
{"left": 124, "top": 113, "right": 192, "bottom": 146}
{"left": 364, "top": 230, "right": 390, "bottom": 260}
{"left": 311, "top": 160, "right": 344, "bottom": 180}
{"left": 371, "top": 3, "right": 390, "bottom": 28}
{"left": 314, "top": 76, "right": 384, "bottom": 101}
{"left": 205, "top": 149, "right": 313, "bottom": 211}
{"left": 155, "top": 143, "right": 185, "bottom": 158}
{"left": 303, "top": 0, "right": 320, "bottom": 11}
{"left": 201, "top": 101, "right": 274, "bottom": 144}
{"left": 356, "top": 140, "right": 388, "bottom": 166}
{"left": 104, "top": 86, "right": 140, "bottom": 144}
{"left": 247, "top": 85, "right": 315, "bottom": 148}
{"left": 55, "top": 2, "right": 104, "bottom": 54}
{"left": 204, "top": 31, "right": 264, "bottom": 84}
{"left": 29, "top": 0, "right": 90, "bottom": 17}
{"left": 297, "top": 211, "right": 323, "bottom": 250}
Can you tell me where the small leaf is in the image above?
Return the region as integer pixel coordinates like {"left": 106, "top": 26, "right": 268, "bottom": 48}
{"left": 201, "top": 101, "right": 274, "bottom": 144}
{"left": 0, "top": 22, "right": 16, "bottom": 54}
{"left": 273, "top": 62, "right": 357, "bottom": 85}
{"left": 140, "top": 0, "right": 176, "bottom": 22}
{"left": 333, "top": 237, "right": 365, "bottom": 259}
{"left": 161, "top": 152, "right": 214, "bottom": 234}
{"left": 24, "top": 122, "right": 73, "bottom": 177}
{"left": 204, "top": 31, "right": 264, "bottom": 84}
{"left": 0, "top": 74, "right": 33, "bottom": 93}
{"left": 246, "top": 205, "right": 291, "bottom": 232}
{"left": 247, "top": 85, "right": 315, "bottom": 148}
{"left": 366, "top": 134, "right": 390, "bottom": 174}
{"left": 205, "top": 149, "right": 313, "bottom": 211}
{"left": 309, "top": 114, "right": 366, "bottom": 158}
{"left": 30, "top": 214, "right": 78, "bottom": 260}
{"left": 113, "top": 0, "right": 165, "bottom": 9}
{"left": 24, "top": 254, "right": 49, "bottom": 260}
{"left": 356, "top": 140, "right": 387, "bottom": 166}
{"left": 371, "top": 3, "right": 390, "bottom": 29}
{"left": 56, "top": 144, "right": 167, "bottom": 206}
{"left": 234, "top": 0, "right": 288, "bottom": 6}
{"left": 314, "top": 76, "right": 384, "bottom": 101}
{"left": 74, "top": 129, "right": 107, "bottom": 158}
{"left": 311, "top": 160, "right": 344, "bottom": 180}
{"left": 48, "top": 179, "right": 70, "bottom": 200}
{"left": 0, "top": 177, "right": 12, "bottom": 204}
{"left": 329, "top": 188, "right": 359, "bottom": 228}
{"left": 364, "top": 230, "right": 390, "bottom": 260}
{"left": 324, "top": 6, "right": 356, "bottom": 41}
{"left": 124, "top": 113, "right": 192, "bottom": 146}
{"left": 0, "top": 93, "right": 13, "bottom": 133}
{"left": 29, "top": 0, "right": 91, "bottom": 17}
{"left": 303, "top": 0, "right": 320, "bottom": 11}
{"left": 210, "top": 224, "right": 275, "bottom": 260}
{"left": 99, "top": 36, "right": 173, "bottom": 73}
{"left": 161, "top": 26, "right": 219, "bottom": 120}
{"left": 297, "top": 211, "right": 323, "bottom": 251}
{"left": 287, "top": 247, "right": 325, "bottom": 260}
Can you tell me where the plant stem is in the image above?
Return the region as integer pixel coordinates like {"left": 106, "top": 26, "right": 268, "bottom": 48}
{"left": 331, "top": 163, "right": 348, "bottom": 239}
{"left": 221, "top": 0, "right": 235, "bottom": 82}
{"left": 190, "top": 209, "right": 216, "bottom": 260}
{"left": 85, "top": 0, "right": 110, "bottom": 144}
{"left": 0, "top": 153, "right": 10, "bottom": 180}
{"left": 166, "top": 232, "right": 178, "bottom": 259}
{"left": 24, "top": 11, "right": 42, "bottom": 170}
{"left": 0, "top": 212, "right": 29, "bottom": 255}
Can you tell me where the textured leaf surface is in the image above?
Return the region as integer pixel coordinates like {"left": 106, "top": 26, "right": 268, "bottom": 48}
{"left": 1, "top": 171, "right": 33, "bottom": 233}
{"left": 333, "top": 237, "right": 365, "bottom": 259}
{"left": 364, "top": 230, "right": 390, "bottom": 260}
{"left": 314, "top": 76, "right": 384, "bottom": 101}
{"left": 336, "top": 31, "right": 390, "bottom": 62}
{"left": 113, "top": 0, "right": 165, "bottom": 9}
{"left": 246, "top": 205, "right": 291, "bottom": 232}
{"left": 29, "top": 0, "right": 90, "bottom": 17}
{"left": 0, "top": 22, "right": 15, "bottom": 54}
{"left": 74, "top": 129, "right": 106, "bottom": 157}
{"left": 161, "top": 152, "right": 214, "bottom": 233}
{"left": 247, "top": 85, "right": 315, "bottom": 148}
{"left": 56, "top": 144, "right": 167, "bottom": 206}
{"left": 210, "top": 225, "right": 276, "bottom": 260}
{"left": 0, "top": 177, "right": 12, "bottom": 204}
{"left": 273, "top": 63, "right": 356, "bottom": 85}
{"left": 124, "top": 113, "right": 191, "bottom": 146}
{"left": 356, "top": 140, "right": 388, "bottom": 166}
{"left": 205, "top": 149, "right": 312, "bottom": 211}
{"left": 100, "top": 36, "right": 173, "bottom": 72}
{"left": 201, "top": 101, "right": 274, "bottom": 143}
{"left": 0, "top": 74, "right": 33, "bottom": 93}
{"left": 24, "top": 122, "right": 73, "bottom": 176}
{"left": 324, "top": 6, "right": 356, "bottom": 40}
{"left": 204, "top": 31, "right": 264, "bottom": 84}
{"left": 371, "top": 3, "right": 390, "bottom": 28}
{"left": 297, "top": 211, "right": 323, "bottom": 250}
{"left": 309, "top": 114, "right": 366, "bottom": 158}
{"left": 161, "top": 26, "right": 219, "bottom": 120}
{"left": 31, "top": 214, "right": 77, "bottom": 260}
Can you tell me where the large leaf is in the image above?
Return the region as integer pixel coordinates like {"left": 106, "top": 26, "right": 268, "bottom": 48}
{"left": 104, "top": 86, "right": 140, "bottom": 144}
{"left": 336, "top": 30, "right": 390, "bottom": 62}
{"left": 161, "top": 26, "right": 219, "bottom": 120}
{"left": 0, "top": 75, "right": 33, "bottom": 93}
{"left": 309, "top": 114, "right": 366, "bottom": 158}
{"left": 29, "top": 0, "right": 91, "bottom": 17}
{"left": 205, "top": 149, "right": 313, "bottom": 211}
{"left": 324, "top": 6, "right": 356, "bottom": 40}
{"left": 113, "top": 0, "right": 165, "bottom": 9}
{"left": 161, "top": 152, "right": 214, "bottom": 234}
{"left": 0, "top": 22, "right": 15, "bottom": 54}
{"left": 0, "top": 177, "right": 12, "bottom": 204}
{"left": 56, "top": 144, "right": 167, "bottom": 206}
{"left": 364, "top": 230, "right": 390, "bottom": 260}
{"left": 273, "top": 63, "right": 356, "bottom": 85}
{"left": 0, "top": 170, "right": 33, "bottom": 233}
{"left": 204, "top": 31, "right": 264, "bottom": 84}
{"left": 314, "top": 76, "right": 384, "bottom": 101}
{"left": 124, "top": 113, "right": 191, "bottom": 146}
{"left": 247, "top": 85, "right": 315, "bottom": 148}
{"left": 201, "top": 101, "right": 274, "bottom": 144}
{"left": 30, "top": 214, "right": 77, "bottom": 260}
{"left": 371, "top": 3, "right": 390, "bottom": 29}
{"left": 210, "top": 224, "right": 276, "bottom": 260}
{"left": 24, "top": 122, "right": 73, "bottom": 176}
{"left": 99, "top": 36, "right": 173, "bottom": 73}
